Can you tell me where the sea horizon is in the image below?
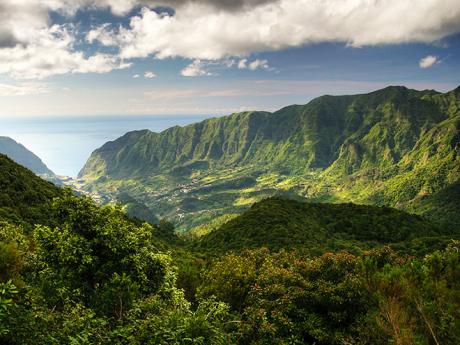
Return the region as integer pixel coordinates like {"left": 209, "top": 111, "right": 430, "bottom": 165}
{"left": 0, "top": 114, "right": 215, "bottom": 177}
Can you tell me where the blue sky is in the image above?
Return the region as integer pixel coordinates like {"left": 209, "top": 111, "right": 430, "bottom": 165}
{"left": 0, "top": 0, "right": 459, "bottom": 117}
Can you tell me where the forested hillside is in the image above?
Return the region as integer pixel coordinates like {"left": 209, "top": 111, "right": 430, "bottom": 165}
{"left": 0, "top": 156, "right": 459, "bottom": 344}
{"left": 0, "top": 154, "right": 61, "bottom": 227}
{"left": 79, "top": 86, "right": 460, "bottom": 230}
{"left": 194, "top": 197, "right": 450, "bottom": 255}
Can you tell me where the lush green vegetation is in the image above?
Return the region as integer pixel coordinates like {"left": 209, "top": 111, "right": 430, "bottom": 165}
{"left": 0, "top": 192, "right": 235, "bottom": 344}
{"left": 406, "top": 181, "right": 460, "bottom": 231}
{"left": 193, "top": 197, "right": 452, "bottom": 255}
{"left": 186, "top": 213, "right": 238, "bottom": 239}
{"left": 0, "top": 156, "right": 459, "bottom": 344}
{"left": 78, "top": 86, "right": 460, "bottom": 231}
{"left": 0, "top": 154, "right": 61, "bottom": 228}
{"left": 198, "top": 245, "right": 460, "bottom": 344}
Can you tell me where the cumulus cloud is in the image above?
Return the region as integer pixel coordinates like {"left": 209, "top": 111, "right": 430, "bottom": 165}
{"left": 1, "top": 0, "right": 460, "bottom": 79}
{"left": 0, "top": 25, "right": 131, "bottom": 79}
{"left": 91, "top": 0, "right": 460, "bottom": 61}
{"left": 249, "top": 59, "right": 269, "bottom": 70}
{"left": 133, "top": 74, "right": 140, "bottom": 78}
{"left": 419, "top": 55, "right": 439, "bottom": 69}
{"left": 181, "top": 60, "right": 213, "bottom": 77}
{"left": 238, "top": 58, "right": 269, "bottom": 70}
{"left": 144, "top": 71, "right": 157, "bottom": 78}
{"left": 0, "top": 0, "right": 130, "bottom": 79}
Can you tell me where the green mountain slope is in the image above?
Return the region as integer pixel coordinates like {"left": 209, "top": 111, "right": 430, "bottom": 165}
{"left": 0, "top": 154, "right": 61, "bottom": 227}
{"left": 79, "top": 86, "right": 460, "bottom": 230}
{"left": 0, "top": 136, "right": 56, "bottom": 178}
{"left": 193, "top": 197, "right": 445, "bottom": 254}
{"left": 405, "top": 181, "right": 460, "bottom": 231}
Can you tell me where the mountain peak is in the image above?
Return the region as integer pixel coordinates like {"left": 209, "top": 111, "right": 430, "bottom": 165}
{"left": 369, "top": 85, "right": 409, "bottom": 96}
{"left": 381, "top": 85, "right": 408, "bottom": 91}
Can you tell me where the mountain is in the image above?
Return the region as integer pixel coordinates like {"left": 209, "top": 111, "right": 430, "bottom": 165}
{"left": 192, "top": 197, "right": 447, "bottom": 254}
{"left": 0, "top": 153, "right": 61, "bottom": 227}
{"left": 79, "top": 86, "right": 460, "bottom": 230}
{"left": 0, "top": 136, "right": 59, "bottom": 183}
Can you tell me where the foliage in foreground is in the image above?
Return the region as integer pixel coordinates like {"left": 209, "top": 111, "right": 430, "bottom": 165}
{"left": 0, "top": 192, "right": 235, "bottom": 345}
{"left": 199, "top": 245, "right": 460, "bottom": 344}
{"left": 0, "top": 192, "right": 458, "bottom": 344}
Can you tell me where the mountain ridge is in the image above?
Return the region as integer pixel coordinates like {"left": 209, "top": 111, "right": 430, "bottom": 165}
{"left": 79, "top": 85, "right": 460, "bottom": 230}
{"left": 0, "top": 136, "right": 58, "bottom": 182}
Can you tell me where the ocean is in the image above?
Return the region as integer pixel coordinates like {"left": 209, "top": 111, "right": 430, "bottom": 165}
{"left": 0, "top": 114, "right": 214, "bottom": 177}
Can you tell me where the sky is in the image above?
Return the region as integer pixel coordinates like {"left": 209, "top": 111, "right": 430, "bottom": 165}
{"left": 0, "top": 0, "right": 460, "bottom": 117}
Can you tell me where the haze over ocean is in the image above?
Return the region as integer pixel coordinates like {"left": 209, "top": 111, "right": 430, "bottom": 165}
{"left": 0, "top": 115, "right": 213, "bottom": 177}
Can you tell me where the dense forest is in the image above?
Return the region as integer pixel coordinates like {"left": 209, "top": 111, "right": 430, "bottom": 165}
{"left": 1, "top": 153, "right": 459, "bottom": 344}
{"left": 193, "top": 197, "right": 456, "bottom": 255}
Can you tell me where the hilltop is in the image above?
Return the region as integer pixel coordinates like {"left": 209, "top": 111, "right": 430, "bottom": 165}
{"left": 193, "top": 197, "right": 446, "bottom": 254}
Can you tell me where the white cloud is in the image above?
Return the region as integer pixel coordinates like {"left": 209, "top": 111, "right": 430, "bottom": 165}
{"left": 0, "top": 82, "right": 49, "bottom": 96}
{"left": 238, "top": 59, "right": 248, "bottom": 69}
{"left": 0, "top": 1, "right": 130, "bottom": 80}
{"left": 1, "top": 0, "right": 459, "bottom": 80}
{"left": 0, "top": 29, "right": 131, "bottom": 79}
{"left": 237, "top": 58, "right": 270, "bottom": 71}
{"left": 86, "top": 23, "right": 117, "bottom": 46}
{"left": 132, "top": 74, "right": 140, "bottom": 78}
{"left": 144, "top": 71, "right": 157, "bottom": 78}
{"left": 238, "top": 59, "right": 271, "bottom": 71}
{"left": 92, "top": 0, "right": 460, "bottom": 61}
{"left": 248, "top": 59, "right": 268, "bottom": 70}
{"left": 419, "top": 55, "right": 439, "bottom": 69}
{"left": 181, "top": 60, "right": 213, "bottom": 77}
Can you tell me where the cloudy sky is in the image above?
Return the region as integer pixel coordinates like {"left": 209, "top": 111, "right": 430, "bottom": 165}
{"left": 0, "top": 0, "right": 460, "bottom": 117}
